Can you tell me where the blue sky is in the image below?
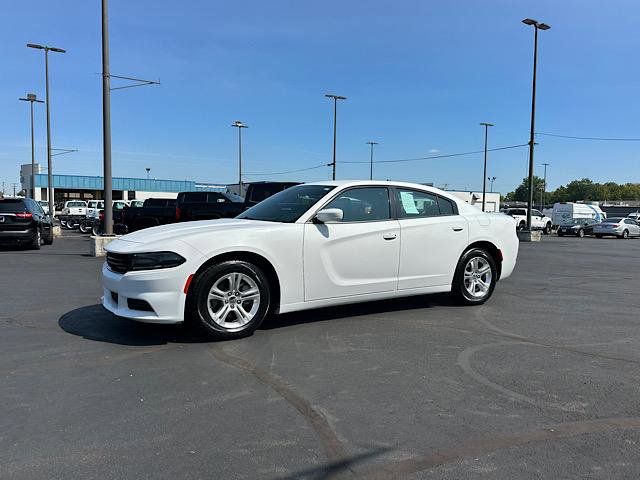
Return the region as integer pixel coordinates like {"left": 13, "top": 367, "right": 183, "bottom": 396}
{"left": 1, "top": 0, "right": 639, "bottom": 194}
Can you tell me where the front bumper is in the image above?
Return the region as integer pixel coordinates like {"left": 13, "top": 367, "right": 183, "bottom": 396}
{"left": 101, "top": 263, "right": 189, "bottom": 324}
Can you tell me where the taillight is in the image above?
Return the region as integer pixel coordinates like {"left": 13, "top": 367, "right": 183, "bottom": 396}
{"left": 99, "top": 212, "right": 104, "bottom": 221}
{"left": 176, "top": 206, "right": 181, "bottom": 221}
{"left": 15, "top": 212, "right": 33, "bottom": 219}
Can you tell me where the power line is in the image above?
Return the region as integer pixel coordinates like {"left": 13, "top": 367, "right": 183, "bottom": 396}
{"left": 341, "top": 143, "right": 529, "bottom": 164}
{"left": 244, "top": 143, "right": 529, "bottom": 177}
{"left": 245, "top": 163, "right": 328, "bottom": 176}
{"left": 536, "top": 132, "right": 640, "bottom": 141}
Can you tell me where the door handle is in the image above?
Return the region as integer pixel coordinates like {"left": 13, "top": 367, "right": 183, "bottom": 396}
{"left": 452, "top": 227, "right": 464, "bottom": 232}
{"left": 382, "top": 233, "right": 397, "bottom": 240}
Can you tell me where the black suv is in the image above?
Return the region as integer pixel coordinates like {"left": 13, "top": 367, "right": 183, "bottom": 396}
{"left": 0, "top": 198, "right": 54, "bottom": 249}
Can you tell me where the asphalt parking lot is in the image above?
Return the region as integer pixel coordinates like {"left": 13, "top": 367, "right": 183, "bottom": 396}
{"left": 2, "top": 232, "right": 640, "bottom": 479}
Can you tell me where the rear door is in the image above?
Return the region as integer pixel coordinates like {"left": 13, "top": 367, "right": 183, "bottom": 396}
{"left": 303, "top": 187, "right": 400, "bottom": 301}
{"left": 394, "top": 188, "right": 468, "bottom": 289}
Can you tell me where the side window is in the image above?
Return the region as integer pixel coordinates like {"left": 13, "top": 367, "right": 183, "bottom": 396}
{"left": 324, "top": 187, "right": 390, "bottom": 222}
{"left": 532, "top": 209, "right": 543, "bottom": 217}
{"left": 395, "top": 189, "right": 440, "bottom": 218}
{"left": 437, "top": 196, "right": 457, "bottom": 216}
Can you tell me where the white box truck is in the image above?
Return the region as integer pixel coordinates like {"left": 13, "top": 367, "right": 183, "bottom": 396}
{"left": 552, "top": 202, "right": 606, "bottom": 227}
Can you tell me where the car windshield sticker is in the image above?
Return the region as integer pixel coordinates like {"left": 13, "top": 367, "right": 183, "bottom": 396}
{"left": 400, "top": 191, "right": 419, "bottom": 214}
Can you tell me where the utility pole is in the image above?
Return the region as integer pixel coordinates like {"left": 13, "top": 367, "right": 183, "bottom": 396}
{"left": 27, "top": 43, "right": 66, "bottom": 215}
{"left": 488, "top": 176, "right": 497, "bottom": 193}
{"left": 146, "top": 167, "right": 150, "bottom": 179}
{"left": 522, "top": 18, "right": 550, "bottom": 234}
{"left": 541, "top": 162, "right": 550, "bottom": 207}
{"left": 19, "top": 94, "right": 44, "bottom": 199}
{"left": 479, "top": 122, "right": 494, "bottom": 212}
{"left": 325, "top": 94, "right": 346, "bottom": 180}
{"left": 231, "top": 121, "right": 248, "bottom": 195}
{"left": 101, "top": 0, "right": 114, "bottom": 235}
{"left": 366, "top": 141, "right": 378, "bottom": 180}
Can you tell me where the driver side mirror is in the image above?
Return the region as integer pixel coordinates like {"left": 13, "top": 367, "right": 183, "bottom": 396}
{"left": 314, "top": 208, "right": 343, "bottom": 224}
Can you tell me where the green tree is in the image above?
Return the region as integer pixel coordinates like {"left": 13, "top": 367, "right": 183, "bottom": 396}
{"left": 504, "top": 176, "right": 545, "bottom": 202}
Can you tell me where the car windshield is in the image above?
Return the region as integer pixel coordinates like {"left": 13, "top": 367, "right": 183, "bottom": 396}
{"left": 602, "top": 218, "right": 622, "bottom": 223}
{"left": 67, "top": 201, "right": 86, "bottom": 207}
{"left": 0, "top": 200, "right": 26, "bottom": 212}
{"left": 237, "top": 184, "right": 335, "bottom": 223}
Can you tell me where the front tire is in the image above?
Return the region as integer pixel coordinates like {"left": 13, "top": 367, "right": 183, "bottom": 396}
{"left": 79, "top": 222, "right": 92, "bottom": 234}
{"left": 451, "top": 248, "right": 497, "bottom": 305}
{"left": 189, "top": 260, "right": 271, "bottom": 340}
{"left": 577, "top": 228, "right": 585, "bottom": 238}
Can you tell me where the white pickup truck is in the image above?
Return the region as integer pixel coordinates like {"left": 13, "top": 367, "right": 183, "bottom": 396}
{"left": 61, "top": 200, "right": 88, "bottom": 217}
{"left": 502, "top": 207, "right": 553, "bottom": 234}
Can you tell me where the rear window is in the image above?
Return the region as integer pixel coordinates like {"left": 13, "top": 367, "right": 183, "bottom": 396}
{"left": 66, "top": 201, "right": 86, "bottom": 207}
{"left": 178, "top": 192, "right": 241, "bottom": 204}
{"left": 0, "top": 199, "right": 27, "bottom": 213}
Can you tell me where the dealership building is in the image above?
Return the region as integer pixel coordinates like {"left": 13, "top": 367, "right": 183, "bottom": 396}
{"left": 20, "top": 164, "right": 225, "bottom": 203}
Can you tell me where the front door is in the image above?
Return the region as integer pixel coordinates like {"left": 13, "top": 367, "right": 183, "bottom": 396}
{"left": 303, "top": 187, "right": 400, "bottom": 301}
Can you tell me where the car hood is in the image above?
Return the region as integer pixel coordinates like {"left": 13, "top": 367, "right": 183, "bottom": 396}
{"left": 106, "top": 218, "right": 287, "bottom": 253}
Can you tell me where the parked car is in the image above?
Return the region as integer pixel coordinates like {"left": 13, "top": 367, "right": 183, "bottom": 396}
{"left": 240, "top": 181, "right": 300, "bottom": 209}
{"left": 119, "top": 198, "right": 178, "bottom": 233}
{"left": 175, "top": 191, "right": 244, "bottom": 221}
{"left": 38, "top": 200, "right": 50, "bottom": 215}
{"left": 0, "top": 197, "right": 53, "bottom": 249}
{"left": 60, "top": 200, "right": 88, "bottom": 229}
{"left": 557, "top": 221, "right": 598, "bottom": 238}
{"left": 627, "top": 212, "right": 640, "bottom": 222}
{"left": 502, "top": 208, "right": 553, "bottom": 234}
{"left": 593, "top": 217, "right": 640, "bottom": 239}
{"left": 102, "top": 180, "right": 519, "bottom": 340}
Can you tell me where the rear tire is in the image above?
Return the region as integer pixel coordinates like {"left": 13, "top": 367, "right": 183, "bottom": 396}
{"left": 188, "top": 260, "right": 271, "bottom": 340}
{"left": 79, "top": 222, "right": 91, "bottom": 234}
{"left": 543, "top": 222, "right": 552, "bottom": 235}
{"left": 451, "top": 248, "right": 497, "bottom": 306}
{"left": 517, "top": 221, "right": 526, "bottom": 232}
{"left": 620, "top": 230, "right": 629, "bottom": 239}
{"left": 31, "top": 229, "right": 41, "bottom": 250}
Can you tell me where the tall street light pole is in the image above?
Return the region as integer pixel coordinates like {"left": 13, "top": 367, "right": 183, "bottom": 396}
{"left": 27, "top": 43, "right": 66, "bottom": 215}
{"left": 325, "top": 94, "right": 346, "bottom": 180}
{"left": 100, "top": 0, "right": 114, "bottom": 235}
{"left": 479, "top": 122, "right": 494, "bottom": 212}
{"left": 488, "top": 176, "right": 497, "bottom": 193}
{"left": 541, "top": 162, "right": 550, "bottom": 207}
{"left": 231, "top": 121, "right": 248, "bottom": 195}
{"left": 19, "top": 94, "right": 44, "bottom": 199}
{"left": 522, "top": 18, "right": 550, "bottom": 233}
{"left": 366, "top": 141, "right": 378, "bottom": 180}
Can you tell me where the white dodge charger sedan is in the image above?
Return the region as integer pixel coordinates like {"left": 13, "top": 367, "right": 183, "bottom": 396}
{"left": 102, "top": 181, "right": 518, "bottom": 340}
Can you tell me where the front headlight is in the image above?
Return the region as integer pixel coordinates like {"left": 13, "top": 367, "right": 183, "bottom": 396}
{"left": 130, "top": 252, "right": 186, "bottom": 271}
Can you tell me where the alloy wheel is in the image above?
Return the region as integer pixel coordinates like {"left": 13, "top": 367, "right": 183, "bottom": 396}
{"left": 463, "top": 257, "right": 492, "bottom": 299}
{"left": 206, "top": 272, "right": 261, "bottom": 330}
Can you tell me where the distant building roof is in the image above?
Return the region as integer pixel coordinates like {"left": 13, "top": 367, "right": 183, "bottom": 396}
{"left": 32, "top": 173, "right": 225, "bottom": 192}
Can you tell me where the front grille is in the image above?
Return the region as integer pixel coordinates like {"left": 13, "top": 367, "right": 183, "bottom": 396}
{"left": 106, "top": 252, "right": 132, "bottom": 274}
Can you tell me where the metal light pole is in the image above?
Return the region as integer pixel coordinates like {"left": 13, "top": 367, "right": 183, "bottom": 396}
{"left": 146, "top": 167, "right": 150, "bottom": 179}
{"left": 231, "top": 121, "right": 248, "bottom": 195}
{"left": 541, "top": 162, "right": 550, "bottom": 207}
{"left": 100, "top": 0, "right": 114, "bottom": 235}
{"left": 522, "top": 18, "right": 550, "bottom": 232}
{"left": 488, "top": 176, "right": 497, "bottom": 193}
{"left": 19, "top": 94, "right": 44, "bottom": 199}
{"left": 366, "top": 141, "right": 378, "bottom": 180}
{"left": 27, "top": 43, "right": 66, "bottom": 214}
{"left": 325, "top": 94, "right": 346, "bottom": 180}
{"left": 479, "top": 122, "right": 494, "bottom": 212}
